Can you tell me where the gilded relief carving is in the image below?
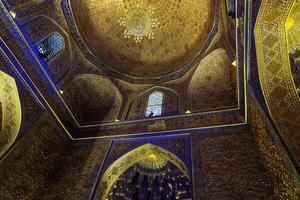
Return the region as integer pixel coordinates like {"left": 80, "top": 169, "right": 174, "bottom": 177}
{"left": 188, "top": 48, "right": 237, "bottom": 112}
{"left": 0, "top": 70, "right": 21, "bottom": 157}
{"left": 69, "top": 0, "right": 215, "bottom": 78}
{"left": 62, "top": 0, "right": 218, "bottom": 83}
{"left": 63, "top": 74, "right": 122, "bottom": 125}
{"left": 254, "top": 0, "right": 300, "bottom": 163}
{"left": 250, "top": 98, "right": 300, "bottom": 199}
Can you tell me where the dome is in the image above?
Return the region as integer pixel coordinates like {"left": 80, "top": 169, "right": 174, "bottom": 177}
{"left": 70, "top": 0, "right": 216, "bottom": 79}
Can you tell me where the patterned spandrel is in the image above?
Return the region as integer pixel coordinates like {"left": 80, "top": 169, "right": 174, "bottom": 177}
{"left": 146, "top": 91, "right": 163, "bottom": 117}
{"left": 37, "top": 33, "right": 64, "bottom": 62}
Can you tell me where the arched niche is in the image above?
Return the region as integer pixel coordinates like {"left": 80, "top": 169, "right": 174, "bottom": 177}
{"left": 98, "top": 143, "right": 190, "bottom": 200}
{"left": 0, "top": 70, "right": 21, "bottom": 157}
{"left": 188, "top": 48, "right": 237, "bottom": 112}
{"left": 127, "top": 86, "right": 179, "bottom": 120}
{"left": 254, "top": 0, "right": 300, "bottom": 163}
{"left": 63, "top": 74, "right": 122, "bottom": 125}
{"left": 21, "top": 15, "right": 71, "bottom": 83}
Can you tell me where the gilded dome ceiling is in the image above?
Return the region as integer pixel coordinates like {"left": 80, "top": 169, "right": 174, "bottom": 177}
{"left": 70, "top": 0, "right": 216, "bottom": 79}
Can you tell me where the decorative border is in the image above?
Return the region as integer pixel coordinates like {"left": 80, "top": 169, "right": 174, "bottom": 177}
{"left": 254, "top": 0, "right": 300, "bottom": 164}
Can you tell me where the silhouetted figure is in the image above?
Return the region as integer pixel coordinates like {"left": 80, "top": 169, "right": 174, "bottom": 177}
{"left": 170, "top": 191, "right": 176, "bottom": 200}
{"left": 130, "top": 172, "right": 140, "bottom": 188}
{"left": 139, "top": 175, "right": 149, "bottom": 197}
{"left": 162, "top": 177, "right": 169, "bottom": 191}
{"left": 141, "top": 175, "right": 148, "bottom": 188}
{"left": 228, "top": 11, "right": 235, "bottom": 18}
{"left": 159, "top": 187, "right": 165, "bottom": 200}
{"left": 149, "top": 111, "right": 154, "bottom": 117}
{"left": 132, "top": 187, "right": 140, "bottom": 200}
{"left": 146, "top": 189, "right": 153, "bottom": 200}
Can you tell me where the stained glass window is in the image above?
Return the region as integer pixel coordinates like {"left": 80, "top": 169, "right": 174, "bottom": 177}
{"left": 37, "top": 33, "right": 64, "bottom": 62}
{"left": 146, "top": 91, "right": 163, "bottom": 117}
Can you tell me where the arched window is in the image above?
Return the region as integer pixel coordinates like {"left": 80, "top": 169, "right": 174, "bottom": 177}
{"left": 146, "top": 91, "right": 163, "bottom": 117}
{"left": 37, "top": 33, "right": 64, "bottom": 61}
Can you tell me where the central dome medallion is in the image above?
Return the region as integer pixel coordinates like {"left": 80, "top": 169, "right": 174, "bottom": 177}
{"left": 118, "top": 4, "right": 159, "bottom": 43}
{"left": 70, "top": 0, "right": 215, "bottom": 79}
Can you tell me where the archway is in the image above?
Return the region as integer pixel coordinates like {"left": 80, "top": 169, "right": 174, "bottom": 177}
{"left": 63, "top": 74, "right": 122, "bottom": 125}
{"left": 188, "top": 48, "right": 237, "bottom": 112}
{"left": 98, "top": 143, "right": 190, "bottom": 199}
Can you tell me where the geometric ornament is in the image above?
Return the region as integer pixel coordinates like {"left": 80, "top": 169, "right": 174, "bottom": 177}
{"left": 116, "top": 1, "right": 160, "bottom": 43}
{"left": 0, "top": 70, "right": 21, "bottom": 157}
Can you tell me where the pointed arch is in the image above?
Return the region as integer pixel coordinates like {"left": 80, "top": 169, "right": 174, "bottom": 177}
{"left": 127, "top": 86, "right": 180, "bottom": 120}
{"left": 188, "top": 48, "right": 237, "bottom": 112}
{"left": 0, "top": 70, "right": 21, "bottom": 157}
{"left": 22, "top": 15, "right": 72, "bottom": 83}
{"left": 63, "top": 74, "right": 122, "bottom": 125}
{"left": 98, "top": 143, "right": 190, "bottom": 199}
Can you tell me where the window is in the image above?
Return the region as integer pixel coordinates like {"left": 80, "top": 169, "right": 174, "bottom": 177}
{"left": 146, "top": 91, "right": 163, "bottom": 117}
{"left": 37, "top": 33, "right": 64, "bottom": 61}
{"left": 226, "top": 0, "right": 235, "bottom": 18}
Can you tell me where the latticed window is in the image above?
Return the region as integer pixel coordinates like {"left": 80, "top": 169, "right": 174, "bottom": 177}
{"left": 37, "top": 33, "right": 64, "bottom": 61}
{"left": 226, "top": 0, "right": 235, "bottom": 18}
{"left": 146, "top": 91, "right": 163, "bottom": 117}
